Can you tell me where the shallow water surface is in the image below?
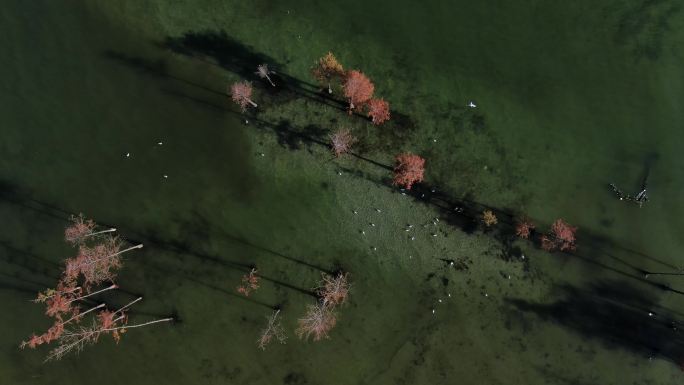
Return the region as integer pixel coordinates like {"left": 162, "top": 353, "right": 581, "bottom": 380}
{"left": 2, "top": 1, "right": 684, "bottom": 384}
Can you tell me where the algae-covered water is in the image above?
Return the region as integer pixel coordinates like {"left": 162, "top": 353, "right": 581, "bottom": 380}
{"left": 2, "top": 0, "right": 684, "bottom": 384}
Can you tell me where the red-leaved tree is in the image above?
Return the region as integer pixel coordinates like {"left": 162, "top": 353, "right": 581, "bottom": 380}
{"left": 22, "top": 214, "right": 172, "bottom": 362}
{"left": 366, "top": 98, "right": 390, "bottom": 125}
{"left": 541, "top": 219, "right": 577, "bottom": 251}
{"left": 64, "top": 237, "right": 143, "bottom": 291}
{"left": 229, "top": 81, "right": 257, "bottom": 111}
{"left": 515, "top": 218, "right": 535, "bottom": 239}
{"left": 343, "top": 70, "right": 374, "bottom": 113}
{"left": 236, "top": 268, "right": 260, "bottom": 296}
{"left": 64, "top": 213, "right": 116, "bottom": 246}
{"left": 392, "top": 153, "right": 425, "bottom": 190}
{"left": 40, "top": 297, "right": 172, "bottom": 361}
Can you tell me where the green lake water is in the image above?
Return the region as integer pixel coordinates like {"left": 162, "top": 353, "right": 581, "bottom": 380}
{"left": 2, "top": 0, "right": 684, "bottom": 384}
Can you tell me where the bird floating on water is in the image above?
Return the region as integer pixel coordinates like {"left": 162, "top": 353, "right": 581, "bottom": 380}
{"left": 468, "top": 101, "right": 477, "bottom": 108}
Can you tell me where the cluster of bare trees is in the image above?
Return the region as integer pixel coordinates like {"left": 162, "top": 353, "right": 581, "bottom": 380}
{"left": 248, "top": 272, "right": 351, "bottom": 350}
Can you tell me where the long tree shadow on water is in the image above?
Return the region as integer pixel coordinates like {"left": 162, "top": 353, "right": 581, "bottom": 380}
{"left": 157, "top": 87, "right": 682, "bottom": 298}
{"left": 111, "top": 228, "right": 320, "bottom": 300}
{"left": 104, "top": 50, "right": 226, "bottom": 97}
{"left": 157, "top": 30, "right": 418, "bottom": 147}
{"left": 110, "top": 47, "right": 384, "bottom": 151}
{"left": 508, "top": 280, "right": 684, "bottom": 367}
{"left": 0, "top": 239, "right": 62, "bottom": 275}
{"left": 156, "top": 84, "right": 684, "bottom": 301}
{"left": 360, "top": 171, "right": 684, "bottom": 296}
{"left": 220, "top": 231, "right": 335, "bottom": 276}
{"left": 158, "top": 32, "right": 348, "bottom": 111}
{"left": 135, "top": 256, "right": 277, "bottom": 310}
{"left": 161, "top": 31, "right": 289, "bottom": 84}
{"left": 533, "top": 364, "right": 612, "bottom": 385}
{"left": 0, "top": 179, "right": 319, "bottom": 302}
{"left": 109, "top": 33, "right": 522, "bottom": 246}
{"left": 161, "top": 87, "right": 394, "bottom": 172}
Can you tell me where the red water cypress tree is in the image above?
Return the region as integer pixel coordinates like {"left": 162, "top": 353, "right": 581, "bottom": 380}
{"left": 21, "top": 218, "right": 171, "bottom": 362}
{"left": 541, "top": 219, "right": 577, "bottom": 251}
{"left": 343, "top": 70, "right": 374, "bottom": 113}
{"left": 367, "top": 98, "right": 390, "bottom": 125}
{"left": 515, "top": 218, "right": 535, "bottom": 239}
{"left": 392, "top": 153, "right": 425, "bottom": 190}
{"left": 236, "top": 268, "right": 260, "bottom": 296}
{"left": 65, "top": 237, "right": 143, "bottom": 291}
{"left": 41, "top": 297, "right": 172, "bottom": 361}
{"left": 64, "top": 214, "right": 116, "bottom": 246}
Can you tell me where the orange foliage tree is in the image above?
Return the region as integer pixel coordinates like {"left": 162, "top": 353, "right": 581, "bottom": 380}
{"left": 343, "top": 70, "right": 374, "bottom": 113}
{"left": 392, "top": 153, "right": 425, "bottom": 190}
{"left": 312, "top": 52, "right": 345, "bottom": 94}
{"left": 482, "top": 210, "right": 498, "bottom": 227}
{"left": 366, "top": 98, "right": 390, "bottom": 125}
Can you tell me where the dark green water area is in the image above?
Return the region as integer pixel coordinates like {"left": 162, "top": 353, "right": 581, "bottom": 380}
{"left": 2, "top": 0, "right": 684, "bottom": 383}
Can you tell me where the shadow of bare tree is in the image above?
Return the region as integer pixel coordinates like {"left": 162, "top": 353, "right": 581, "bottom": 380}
{"left": 508, "top": 280, "right": 684, "bottom": 365}
{"left": 156, "top": 30, "right": 418, "bottom": 147}
{"left": 0, "top": 178, "right": 321, "bottom": 304}
{"left": 153, "top": 84, "right": 683, "bottom": 300}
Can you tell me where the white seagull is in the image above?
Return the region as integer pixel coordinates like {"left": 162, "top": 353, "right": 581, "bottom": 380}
{"left": 468, "top": 101, "right": 477, "bottom": 108}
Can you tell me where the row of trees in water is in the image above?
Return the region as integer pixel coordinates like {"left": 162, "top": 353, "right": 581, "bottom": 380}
{"left": 230, "top": 51, "right": 577, "bottom": 251}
